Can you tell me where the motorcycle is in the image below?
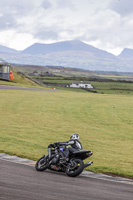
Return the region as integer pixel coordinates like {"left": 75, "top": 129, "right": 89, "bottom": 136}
{"left": 35, "top": 142, "right": 93, "bottom": 177}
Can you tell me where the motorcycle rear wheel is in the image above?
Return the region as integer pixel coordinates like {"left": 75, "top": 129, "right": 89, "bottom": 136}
{"left": 66, "top": 158, "right": 84, "bottom": 177}
{"left": 35, "top": 156, "right": 49, "bottom": 171}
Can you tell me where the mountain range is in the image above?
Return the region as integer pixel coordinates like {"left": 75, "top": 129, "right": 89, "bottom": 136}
{"left": 0, "top": 40, "right": 133, "bottom": 72}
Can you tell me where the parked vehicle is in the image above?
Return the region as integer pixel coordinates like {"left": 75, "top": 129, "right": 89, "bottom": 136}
{"left": 35, "top": 142, "right": 93, "bottom": 177}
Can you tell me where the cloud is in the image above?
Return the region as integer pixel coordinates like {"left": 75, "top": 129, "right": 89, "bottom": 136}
{"left": 110, "top": 0, "right": 133, "bottom": 16}
{"left": 55, "top": 0, "right": 75, "bottom": 9}
{"left": 41, "top": 0, "right": 52, "bottom": 9}
{"left": 0, "top": 30, "right": 37, "bottom": 50}
{"left": 0, "top": 14, "right": 16, "bottom": 29}
{"left": 0, "top": 0, "right": 35, "bottom": 15}
{"left": 35, "top": 29, "right": 59, "bottom": 40}
{"left": 0, "top": 0, "right": 38, "bottom": 30}
{"left": 0, "top": 0, "right": 133, "bottom": 55}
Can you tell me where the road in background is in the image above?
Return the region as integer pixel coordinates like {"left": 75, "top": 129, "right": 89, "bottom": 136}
{"left": 0, "top": 159, "right": 133, "bottom": 200}
{"left": 0, "top": 85, "right": 56, "bottom": 91}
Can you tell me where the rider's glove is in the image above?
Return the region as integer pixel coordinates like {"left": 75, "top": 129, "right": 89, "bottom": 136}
{"left": 54, "top": 142, "right": 60, "bottom": 147}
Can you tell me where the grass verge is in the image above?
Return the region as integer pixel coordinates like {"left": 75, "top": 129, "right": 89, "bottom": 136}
{"left": 0, "top": 70, "right": 45, "bottom": 88}
{"left": 0, "top": 89, "right": 133, "bottom": 178}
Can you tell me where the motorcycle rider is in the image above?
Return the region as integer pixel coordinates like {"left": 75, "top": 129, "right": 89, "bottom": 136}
{"left": 60, "top": 133, "right": 83, "bottom": 152}
{"left": 48, "top": 133, "right": 83, "bottom": 164}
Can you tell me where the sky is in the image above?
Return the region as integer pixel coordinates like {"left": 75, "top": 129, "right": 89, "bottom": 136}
{"left": 0, "top": 0, "right": 133, "bottom": 55}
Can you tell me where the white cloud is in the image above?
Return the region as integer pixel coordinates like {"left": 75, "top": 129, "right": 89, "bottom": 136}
{"left": 110, "top": 0, "right": 133, "bottom": 16}
{"left": 0, "top": 30, "right": 37, "bottom": 50}
{"left": 0, "top": 0, "right": 133, "bottom": 55}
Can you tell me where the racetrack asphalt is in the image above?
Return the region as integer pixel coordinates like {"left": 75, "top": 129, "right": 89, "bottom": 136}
{"left": 0, "top": 157, "right": 133, "bottom": 200}
{"left": 0, "top": 84, "right": 57, "bottom": 91}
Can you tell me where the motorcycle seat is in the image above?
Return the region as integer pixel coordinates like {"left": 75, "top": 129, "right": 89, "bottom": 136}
{"left": 72, "top": 150, "right": 91, "bottom": 154}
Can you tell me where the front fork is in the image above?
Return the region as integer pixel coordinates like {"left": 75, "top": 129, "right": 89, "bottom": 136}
{"left": 48, "top": 147, "right": 51, "bottom": 159}
{"left": 48, "top": 147, "right": 60, "bottom": 164}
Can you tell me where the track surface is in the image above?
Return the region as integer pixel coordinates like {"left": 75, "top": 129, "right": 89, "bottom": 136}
{"left": 0, "top": 159, "right": 132, "bottom": 200}
{"left": 0, "top": 84, "right": 56, "bottom": 91}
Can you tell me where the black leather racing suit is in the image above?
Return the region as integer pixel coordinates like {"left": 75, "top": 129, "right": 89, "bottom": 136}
{"left": 48, "top": 139, "right": 83, "bottom": 164}
{"left": 59, "top": 139, "right": 83, "bottom": 157}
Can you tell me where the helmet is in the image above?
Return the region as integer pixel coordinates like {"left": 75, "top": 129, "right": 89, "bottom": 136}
{"left": 70, "top": 133, "right": 79, "bottom": 140}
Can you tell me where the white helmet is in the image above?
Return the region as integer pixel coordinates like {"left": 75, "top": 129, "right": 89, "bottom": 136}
{"left": 70, "top": 133, "right": 79, "bottom": 140}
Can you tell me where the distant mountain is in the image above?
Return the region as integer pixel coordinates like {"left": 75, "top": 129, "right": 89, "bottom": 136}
{"left": 0, "top": 45, "right": 18, "bottom": 53}
{"left": 118, "top": 48, "right": 133, "bottom": 58}
{"left": 0, "top": 40, "right": 133, "bottom": 72}
{"left": 22, "top": 40, "right": 115, "bottom": 59}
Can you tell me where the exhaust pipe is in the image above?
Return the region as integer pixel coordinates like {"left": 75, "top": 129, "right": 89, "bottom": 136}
{"left": 84, "top": 161, "right": 93, "bottom": 169}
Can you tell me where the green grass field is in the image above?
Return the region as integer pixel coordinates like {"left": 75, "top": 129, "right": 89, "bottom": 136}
{"left": 31, "top": 76, "right": 133, "bottom": 95}
{"left": 0, "top": 89, "right": 133, "bottom": 178}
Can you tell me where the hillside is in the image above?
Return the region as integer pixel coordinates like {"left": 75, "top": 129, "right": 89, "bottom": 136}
{"left": 0, "top": 67, "right": 40, "bottom": 88}
{"left": 22, "top": 40, "right": 115, "bottom": 59}
{"left": 0, "top": 40, "right": 133, "bottom": 72}
{"left": 0, "top": 89, "right": 133, "bottom": 178}
{"left": 118, "top": 48, "right": 133, "bottom": 58}
{"left": 0, "top": 45, "right": 18, "bottom": 53}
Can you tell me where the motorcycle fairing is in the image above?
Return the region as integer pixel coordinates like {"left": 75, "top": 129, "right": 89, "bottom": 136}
{"left": 70, "top": 150, "right": 93, "bottom": 160}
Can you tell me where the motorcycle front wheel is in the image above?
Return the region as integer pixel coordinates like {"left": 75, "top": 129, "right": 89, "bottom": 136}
{"left": 35, "top": 156, "right": 49, "bottom": 171}
{"left": 66, "top": 158, "right": 84, "bottom": 177}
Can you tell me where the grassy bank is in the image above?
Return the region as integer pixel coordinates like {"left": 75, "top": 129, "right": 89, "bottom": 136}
{"left": 0, "top": 70, "right": 42, "bottom": 88}
{"left": 0, "top": 89, "right": 133, "bottom": 178}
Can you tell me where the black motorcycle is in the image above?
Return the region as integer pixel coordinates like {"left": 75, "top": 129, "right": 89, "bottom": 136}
{"left": 35, "top": 142, "right": 93, "bottom": 177}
